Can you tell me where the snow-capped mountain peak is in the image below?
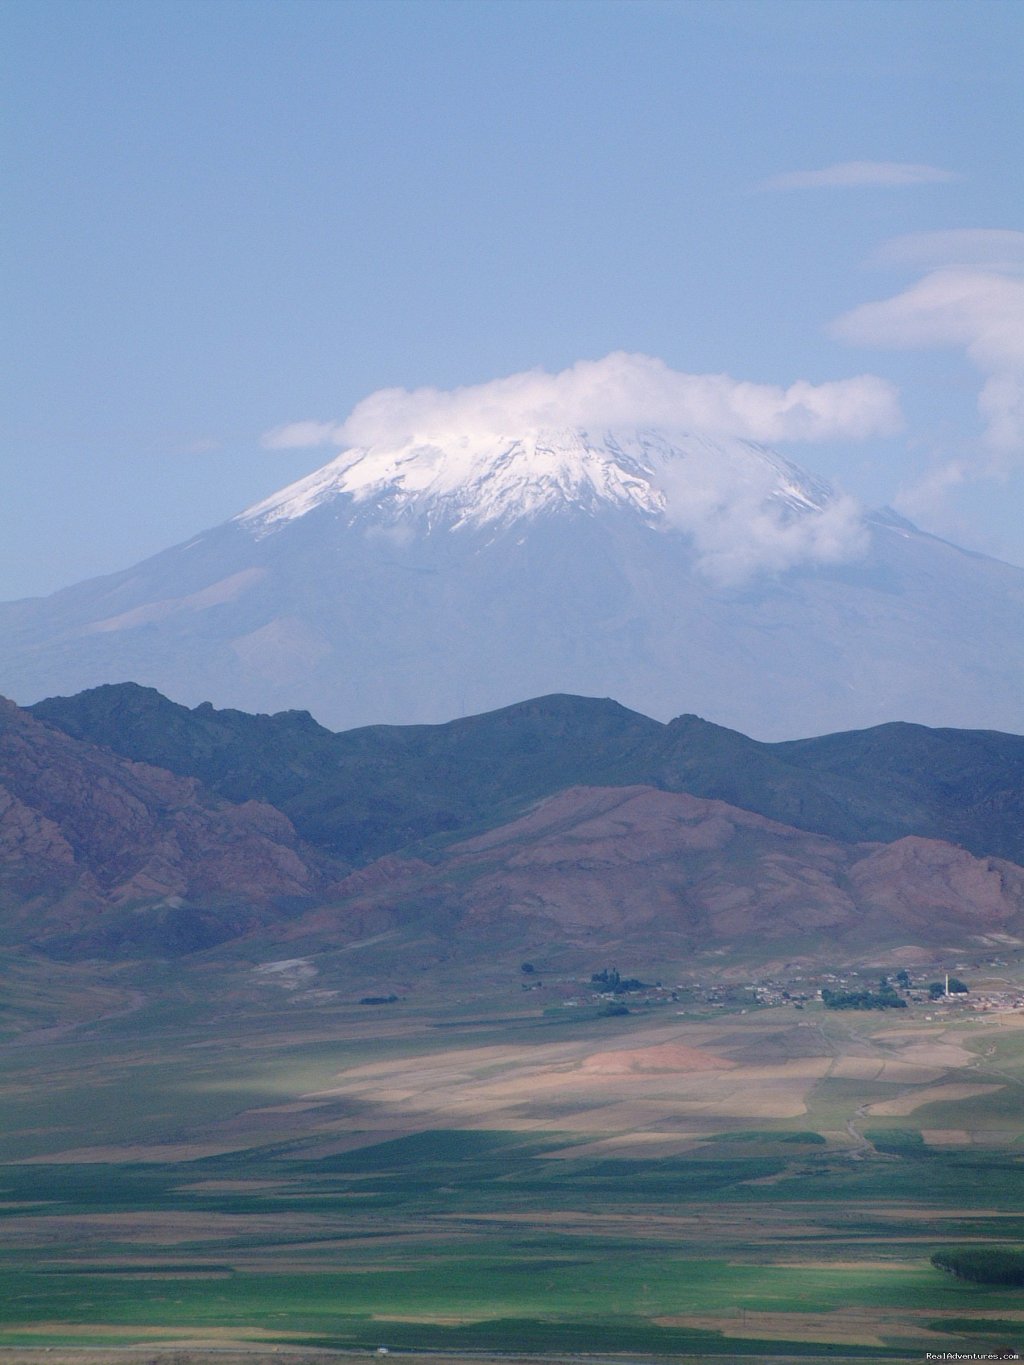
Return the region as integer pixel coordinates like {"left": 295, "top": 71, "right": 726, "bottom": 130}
{"left": 237, "top": 427, "right": 836, "bottom": 535}
{"left": 5, "top": 422, "right": 1024, "bottom": 742}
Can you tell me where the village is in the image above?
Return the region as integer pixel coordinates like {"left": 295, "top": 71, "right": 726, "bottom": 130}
{"left": 539, "top": 959, "right": 1024, "bottom": 1019}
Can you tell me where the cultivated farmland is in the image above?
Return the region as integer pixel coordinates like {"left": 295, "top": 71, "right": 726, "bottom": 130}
{"left": 2, "top": 943, "right": 1024, "bottom": 1362}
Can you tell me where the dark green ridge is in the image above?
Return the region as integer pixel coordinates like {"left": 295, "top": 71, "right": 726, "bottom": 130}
{"left": 30, "top": 682, "right": 1024, "bottom": 867}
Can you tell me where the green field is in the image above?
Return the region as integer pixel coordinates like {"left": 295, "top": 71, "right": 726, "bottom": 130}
{"left": 3, "top": 946, "right": 1024, "bottom": 1361}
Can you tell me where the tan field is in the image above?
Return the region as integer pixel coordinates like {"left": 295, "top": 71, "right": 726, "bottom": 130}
{"left": 866, "top": 1082, "right": 1004, "bottom": 1116}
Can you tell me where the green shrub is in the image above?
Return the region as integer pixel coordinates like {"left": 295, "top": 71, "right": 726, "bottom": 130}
{"left": 932, "top": 1247, "right": 1024, "bottom": 1285}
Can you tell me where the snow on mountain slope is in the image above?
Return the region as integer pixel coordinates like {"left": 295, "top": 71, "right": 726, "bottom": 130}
{"left": 237, "top": 429, "right": 831, "bottom": 536}
{"left": 2, "top": 428, "right": 1024, "bottom": 740}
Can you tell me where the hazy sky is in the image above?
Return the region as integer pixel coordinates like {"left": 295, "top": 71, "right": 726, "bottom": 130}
{"left": 3, "top": 0, "right": 1023, "bottom": 599}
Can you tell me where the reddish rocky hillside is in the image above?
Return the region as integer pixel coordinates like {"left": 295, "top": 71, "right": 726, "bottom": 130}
{"left": 298, "top": 785, "right": 1024, "bottom": 955}
{"left": 5, "top": 693, "right": 1024, "bottom": 962}
{"left": 0, "top": 698, "right": 338, "bottom": 952}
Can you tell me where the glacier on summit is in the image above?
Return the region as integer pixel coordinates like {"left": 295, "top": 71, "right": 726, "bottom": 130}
{"left": 241, "top": 428, "right": 826, "bottom": 532}
{"left": 240, "top": 429, "right": 674, "bottom": 530}
{"left": 238, "top": 428, "right": 865, "bottom": 586}
{"left": 2, "top": 425, "right": 1024, "bottom": 739}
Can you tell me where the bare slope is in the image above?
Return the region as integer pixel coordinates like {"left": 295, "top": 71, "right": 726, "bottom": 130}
{"left": 282, "top": 784, "right": 1024, "bottom": 956}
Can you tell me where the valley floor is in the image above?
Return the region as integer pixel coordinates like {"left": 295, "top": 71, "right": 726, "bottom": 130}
{"left": 3, "top": 942, "right": 1024, "bottom": 1363}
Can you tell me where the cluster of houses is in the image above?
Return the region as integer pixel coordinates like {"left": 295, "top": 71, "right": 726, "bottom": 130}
{"left": 537, "top": 957, "right": 1024, "bottom": 1017}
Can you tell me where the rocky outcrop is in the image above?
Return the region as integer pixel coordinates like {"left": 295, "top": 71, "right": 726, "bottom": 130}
{"left": 0, "top": 698, "right": 338, "bottom": 951}
{"left": 847, "top": 836, "right": 1024, "bottom": 937}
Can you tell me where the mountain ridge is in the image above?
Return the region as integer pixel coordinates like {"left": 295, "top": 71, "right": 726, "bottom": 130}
{"left": 31, "top": 682, "right": 1024, "bottom": 870}
{"left": 10, "top": 685, "right": 1024, "bottom": 963}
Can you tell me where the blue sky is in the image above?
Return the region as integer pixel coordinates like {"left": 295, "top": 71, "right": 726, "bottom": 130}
{"left": 3, "top": 0, "right": 1022, "bottom": 598}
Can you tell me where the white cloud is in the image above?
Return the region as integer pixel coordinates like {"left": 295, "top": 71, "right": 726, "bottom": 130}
{"left": 833, "top": 268, "right": 1024, "bottom": 459}
{"left": 870, "top": 229, "right": 1024, "bottom": 272}
{"left": 761, "top": 160, "right": 958, "bottom": 190}
{"left": 268, "top": 352, "right": 901, "bottom": 451}
{"left": 262, "top": 420, "right": 347, "bottom": 450}
{"left": 891, "top": 459, "right": 968, "bottom": 527}
{"left": 260, "top": 353, "right": 897, "bottom": 585}
{"left": 657, "top": 456, "right": 869, "bottom": 586}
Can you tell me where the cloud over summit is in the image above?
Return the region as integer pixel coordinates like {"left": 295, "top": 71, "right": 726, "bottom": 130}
{"left": 260, "top": 354, "right": 897, "bottom": 586}
{"left": 264, "top": 353, "right": 902, "bottom": 452}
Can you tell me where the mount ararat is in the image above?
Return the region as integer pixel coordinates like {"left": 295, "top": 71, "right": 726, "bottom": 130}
{"left": 4, "top": 429, "right": 1024, "bottom": 738}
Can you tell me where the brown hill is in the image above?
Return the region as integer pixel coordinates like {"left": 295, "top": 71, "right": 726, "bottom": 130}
{"left": 0, "top": 698, "right": 338, "bottom": 954}
{"left": 293, "top": 784, "right": 1024, "bottom": 955}
{"left": 6, "top": 696, "right": 1023, "bottom": 963}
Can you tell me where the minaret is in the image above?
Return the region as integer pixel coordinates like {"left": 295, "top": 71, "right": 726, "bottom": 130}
{"left": 945, "top": 972, "right": 950, "bottom": 997}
